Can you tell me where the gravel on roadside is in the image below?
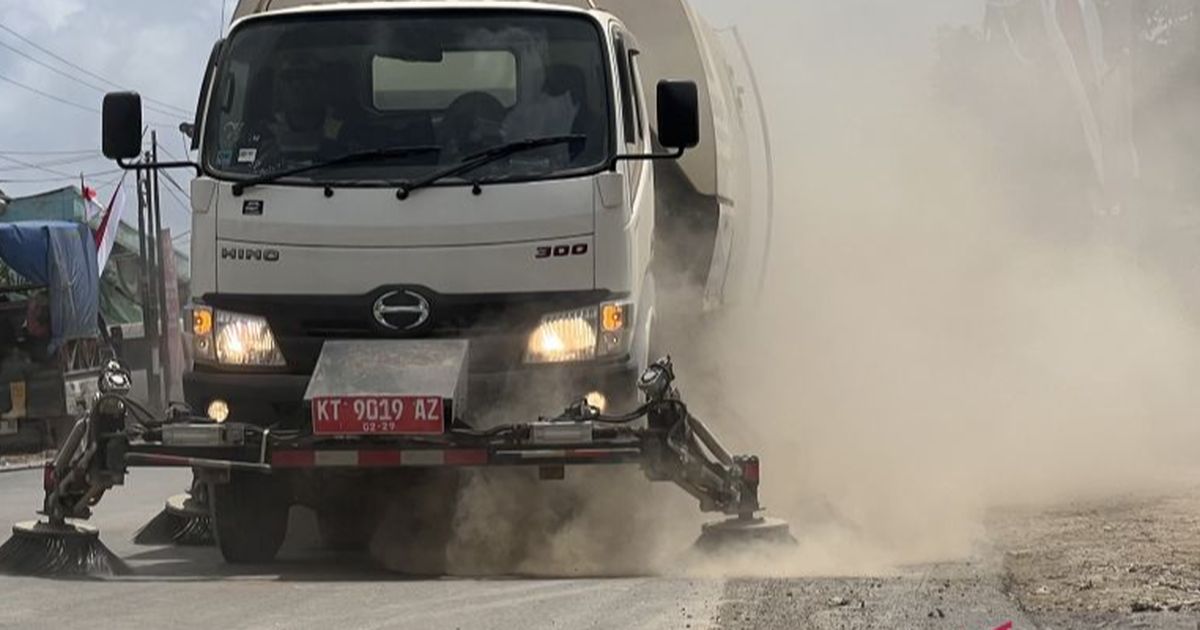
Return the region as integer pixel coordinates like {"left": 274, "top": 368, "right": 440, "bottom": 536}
{"left": 993, "top": 488, "right": 1200, "bottom": 629}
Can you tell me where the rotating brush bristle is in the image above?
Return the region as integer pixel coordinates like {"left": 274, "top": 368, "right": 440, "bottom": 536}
{"left": 132, "top": 492, "right": 213, "bottom": 546}
{"left": 692, "top": 516, "right": 797, "bottom": 554}
{"left": 0, "top": 521, "right": 131, "bottom": 577}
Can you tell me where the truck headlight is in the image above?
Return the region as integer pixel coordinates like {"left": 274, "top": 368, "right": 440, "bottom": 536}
{"left": 525, "top": 302, "right": 632, "bottom": 364}
{"left": 190, "top": 306, "right": 285, "bottom": 367}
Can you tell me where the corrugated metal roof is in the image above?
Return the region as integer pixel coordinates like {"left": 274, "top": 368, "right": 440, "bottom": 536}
{"left": 0, "top": 186, "right": 79, "bottom": 223}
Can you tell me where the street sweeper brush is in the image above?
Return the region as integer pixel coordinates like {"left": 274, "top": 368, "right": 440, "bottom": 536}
{"left": 0, "top": 361, "right": 133, "bottom": 577}
{"left": 694, "top": 516, "right": 796, "bottom": 552}
{"left": 628, "top": 359, "right": 797, "bottom": 553}
{"left": 132, "top": 485, "right": 213, "bottom": 546}
{"left": 0, "top": 521, "right": 130, "bottom": 577}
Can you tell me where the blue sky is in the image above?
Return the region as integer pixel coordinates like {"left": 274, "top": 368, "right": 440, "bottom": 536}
{"left": 0, "top": 0, "right": 981, "bottom": 237}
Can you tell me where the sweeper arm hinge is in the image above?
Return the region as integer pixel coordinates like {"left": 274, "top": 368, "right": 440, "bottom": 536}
{"left": 634, "top": 358, "right": 764, "bottom": 519}
{"left": 41, "top": 361, "right": 133, "bottom": 524}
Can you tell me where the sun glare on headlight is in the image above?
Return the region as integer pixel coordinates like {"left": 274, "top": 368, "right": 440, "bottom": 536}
{"left": 526, "top": 309, "right": 597, "bottom": 363}
{"left": 524, "top": 303, "right": 635, "bottom": 364}
{"left": 213, "top": 310, "right": 285, "bottom": 366}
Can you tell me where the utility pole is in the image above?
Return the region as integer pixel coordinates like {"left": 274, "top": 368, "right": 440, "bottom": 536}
{"left": 135, "top": 160, "right": 161, "bottom": 408}
{"left": 151, "top": 132, "right": 173, "bottom": 404}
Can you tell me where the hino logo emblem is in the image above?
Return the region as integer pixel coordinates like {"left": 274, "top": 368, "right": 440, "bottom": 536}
{"left": 372, "top": 290, "right": 431, "bottom": 331}
{"left": 221, "top": 247, "right": 279, "bottom": 262}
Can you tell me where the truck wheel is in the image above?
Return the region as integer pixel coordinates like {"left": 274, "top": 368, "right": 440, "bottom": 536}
{"left": 210, "top": 473, "right": 289, "bottom": 564}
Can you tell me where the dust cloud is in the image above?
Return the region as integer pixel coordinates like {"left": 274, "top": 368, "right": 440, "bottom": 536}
{"left": 680, "top": 0, "right": 1200, "bottom": 573}
{"left": 384, "top": 1, "right": 1200, "bottom": 578}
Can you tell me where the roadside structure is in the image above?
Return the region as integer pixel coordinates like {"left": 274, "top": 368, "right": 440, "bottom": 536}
{"left": 0, "top": 186, "right": 189, "bottom": 453}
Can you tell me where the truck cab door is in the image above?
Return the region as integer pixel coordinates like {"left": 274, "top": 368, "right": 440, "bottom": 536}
{"left": 609, "top": 26, "right": 654, "bottom": 305}
{"left": 612, "top": 29, "right": 647, "bottom": 207}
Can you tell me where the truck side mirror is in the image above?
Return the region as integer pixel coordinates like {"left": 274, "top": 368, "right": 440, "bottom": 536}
{"left": 657, "top": 80, "right": 700, "bottom": 150}
{"left": 102, "top": 92, "right": 143, "bottom": 160}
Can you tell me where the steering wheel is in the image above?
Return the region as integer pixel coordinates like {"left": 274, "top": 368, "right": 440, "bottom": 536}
{"left": 441, "top": 92, "right": 506, "bottom": 158}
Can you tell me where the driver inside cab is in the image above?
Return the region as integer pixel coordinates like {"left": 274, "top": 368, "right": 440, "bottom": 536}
{"left": 240, "top": 52, "right": 352, "bottom": 172}
{"left": 270, "top": 54, "right": 343, "bottom": 151}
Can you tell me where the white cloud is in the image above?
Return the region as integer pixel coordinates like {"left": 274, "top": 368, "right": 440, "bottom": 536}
{"left": 31, "top": 0, "right": 84, "bottom": 30}
{"left": 1, "top": 0, "right": 85, "bottom": 31}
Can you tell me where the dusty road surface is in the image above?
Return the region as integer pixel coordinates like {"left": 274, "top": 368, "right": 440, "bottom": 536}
{"left": 994, "top": 490, "right": 1200, "bottom": 630}
{"left": 2, "top": 467, "right": 1199, "bottom": 629}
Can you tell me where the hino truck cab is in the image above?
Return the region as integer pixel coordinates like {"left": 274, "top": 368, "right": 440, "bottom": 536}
{"left": 104, "top": 1, "right": 702, "bottom": 428}
{"left": 96, "top": 0, "right": 771, "bottom": 566}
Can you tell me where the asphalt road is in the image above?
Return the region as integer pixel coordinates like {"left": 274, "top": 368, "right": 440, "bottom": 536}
{"left": 0, "top": 468, "right": 1036, "bottom": 630}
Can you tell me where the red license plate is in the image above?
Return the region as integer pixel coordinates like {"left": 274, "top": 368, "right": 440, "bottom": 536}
{"left": 311, "top": 395, "right": 445, "bottom": 435}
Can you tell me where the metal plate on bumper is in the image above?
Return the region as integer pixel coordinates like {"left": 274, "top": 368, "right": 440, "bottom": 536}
{"left": 304, "top": 340, "right": 468, "bottom": 434}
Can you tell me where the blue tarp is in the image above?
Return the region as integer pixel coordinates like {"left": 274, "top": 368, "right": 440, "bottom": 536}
{"left": 0, "top": 221, "right": 99, "bottom": 350}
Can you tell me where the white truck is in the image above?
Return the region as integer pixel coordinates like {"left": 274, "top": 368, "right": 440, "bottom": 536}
{"left": 98, "top": 0, "right": 772, "bottom": 565}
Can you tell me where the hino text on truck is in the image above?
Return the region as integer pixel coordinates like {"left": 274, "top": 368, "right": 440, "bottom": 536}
{"left": 0, "top": 0, "right": 790, "bottom": 575}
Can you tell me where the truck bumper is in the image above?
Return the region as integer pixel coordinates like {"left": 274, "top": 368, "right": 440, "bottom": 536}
{"left": 184, "top": 358, "right": 639, "bottom": 428}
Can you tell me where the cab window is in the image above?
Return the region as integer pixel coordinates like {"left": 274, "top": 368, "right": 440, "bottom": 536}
{"left": 613, "top": 32, "right": 637, "bottom": 146}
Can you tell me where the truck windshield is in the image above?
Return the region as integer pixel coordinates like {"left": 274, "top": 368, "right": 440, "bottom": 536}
{"left": 203, "top": 11, "right": 611, "bottom": 186}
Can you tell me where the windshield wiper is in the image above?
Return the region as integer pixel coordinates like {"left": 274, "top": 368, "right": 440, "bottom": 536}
{"left": 395, "top": 135, "right": 585, "bottom": 199}
{"left": 231, "top": 145, "right": 441, "bottom": 195}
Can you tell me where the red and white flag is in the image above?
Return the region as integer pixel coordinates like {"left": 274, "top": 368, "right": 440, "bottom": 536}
{"left": 92, "top": 172, "right": 129, "bottom": 273}
{"left": 81, "top": 177, "right": 100, "bottom": 220}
